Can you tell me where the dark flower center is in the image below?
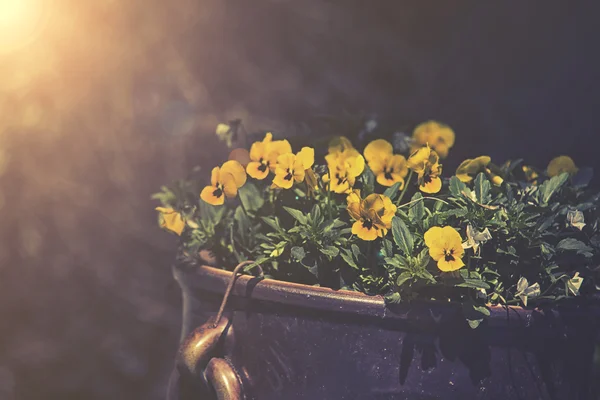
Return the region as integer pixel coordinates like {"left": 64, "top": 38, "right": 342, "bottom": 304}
{"left": 362, "top": 219, "right": 374, "bottom": 230}
{"left": 423, "top": 173, "right": 432, "bottom": 184}
{"left": 336, "top": 173, "right": 346, "bottom": 185}
{"left": 284, "top": 169, "right": 293, "bottom": 181}
{"left": 213, "top": 187, "right": 223, "bottom": 198}
{"left": 258, "top": 163, "right": 268, "bottom": 172}
{"left": 384, "top": 167, "right": 394, "bottom": 181}
{"left": 444, "top": 249, "right": 455, "bottom": 262}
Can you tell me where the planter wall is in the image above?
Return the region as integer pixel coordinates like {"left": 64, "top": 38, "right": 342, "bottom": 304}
{"left": 168, "top": 264, "right": 600, "bottom": 400}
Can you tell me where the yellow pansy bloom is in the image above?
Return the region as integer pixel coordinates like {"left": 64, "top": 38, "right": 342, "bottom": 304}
{"left": 272, "top": 147, "right": 315, "bottom": 189}
{"left": 324, "top": 148, "right": 365, "bottom": 194}
{"left": 547, "top": 156, "right": 578, "bottom": 177}
{"left": 522, "top": 165, "right": 539, "bottom": 184}
{"left": 424, "top": 226, "right": 465, "bottom": 272}
{"left": 328, "top": 136, "right": 355, "bottom": 154}
{"left": 246, "top": 133, "right": 292, "bottom": 180}
{"left": 346, "top": 191, "right": 396, "bottom": 241}
{"left": 155, "top": 207, "right": 185, "bottom": 236}
{"left": 200, "top": 160, "right": 247, "bottom": 205}
{"left": 407, "top": 146, "right": 443, "bottom": 194}
{"left": 411, "top": 121, "right": 455, "bottom": 159}
{"left": 363, "top": 139, "right": 409, "bottom": 188}
{"left": 455, "top": 156, "right": 503, "bottom": 185}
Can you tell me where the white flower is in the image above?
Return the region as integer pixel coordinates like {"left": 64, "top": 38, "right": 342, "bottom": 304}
{"left": 515, "top": 277, "right": 540, "bottom": 307}
{"left": 567, "top": 272, "right": 583, "bottom": 296}
{"left": 462, "top": 224, "right": 492, "bottom": 256}
{"left": 215, "top": 123, "right": 234, "bottom": 147}
{"left": 567, "top": 209, "right": 585, "bottom": 231}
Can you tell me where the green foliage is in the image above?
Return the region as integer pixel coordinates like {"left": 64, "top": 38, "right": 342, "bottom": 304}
{"left": 154, "top": 124, "right": 600, "bottom": 330}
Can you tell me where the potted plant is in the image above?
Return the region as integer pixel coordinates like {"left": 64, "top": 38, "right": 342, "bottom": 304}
{"left": 155, "top": 119, "right": 600, "bottom": 400}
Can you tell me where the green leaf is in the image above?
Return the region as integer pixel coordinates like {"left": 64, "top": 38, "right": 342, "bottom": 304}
{"left": 234, "top": 206, "right": 251, "bottom": 244}
{"left": 408, "top": 192, "right": 425, "bottom": 222}
{"left": 283, "top": 207, "right": 308, "bottom": 225}
{"left": 320, "top": 246, "right": 340, "bottom": 258}
{"left": 538, "top": 172, "right": 569, "bottom": 205}
{"left": 340, "top": 249, "right": 359, "bottom": 269}
{"left": 473, "top": 305, "right": 491, "bottom": 317}
{"left": 474, "top": 172, "right": 491, "bottom": 204}
{"left": 414, "top": 247, "right": 431, "bottom": 269}
{"left": 449, "top": 176, "right": 467, "bottom": 198}
{"left": 261, "top": 216, "right": 281, "bottom": 231}
{"left": 351, "top": 244, "right": 362, "bottom": 261}
{"left": 392, "top": 216, "right": 414, "bottom": 256}
{"left": 382, "top": 239, "right": 394, "bottom": 258}
{"left": 311, "top": 204, "right": 323, "bottom": 227}
{"left": 467, "top": 319, "right": 483, "bottom": 329}
{"left": 384, "top": 292, "right": 402, "bottom": 304}
{"left": 556, "top": 238, "right": 593, "bottom": 256}
{"left": 291, "top": 246, "right": 306, "bottom": 262}
{"left": 238, "top": 183, "right": 265, "bottom": 213}
{"left": 383, "top": 182, "right": 403, "bottom": 201}
{"left": 199, "top": 201, "right": 225, "bottom": 225}
{"left": 396, "top": 272, "right": 413, "bottom": 287}
{"left": 361, "top": 165, "right": 376, "bottom": 195}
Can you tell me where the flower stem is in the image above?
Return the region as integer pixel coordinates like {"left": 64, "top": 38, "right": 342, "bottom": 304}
{"left": 397, "top": 196, "right": 450, "bottom": 209}
{"left": 396, "top": 169, "right": 414, "bottom": 206}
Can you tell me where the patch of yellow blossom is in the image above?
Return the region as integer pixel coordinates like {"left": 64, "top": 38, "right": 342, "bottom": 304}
{"left": 346, "top": 190, "right": 396, "bottom": 241}
{"left": 424, "top": 226, "right": 465, "bottom": 272}
{"left": 200, "top": 160, "right": 247, "bottom": 205}
{"left": 455, "top": 156, "right": 503, "bottom": 185}
{"left": 363, "top": 139, "right": 408, "bottom": 188}
{"left": 411, "top": 121, "right": 455, "bottom": 159}
{"left": 407, "top": 146, "right": 442, "bottom": 194}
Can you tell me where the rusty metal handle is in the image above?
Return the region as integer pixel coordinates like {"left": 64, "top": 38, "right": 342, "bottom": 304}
{"left": 167, "top": 261, "right": 262, "bottom": 400}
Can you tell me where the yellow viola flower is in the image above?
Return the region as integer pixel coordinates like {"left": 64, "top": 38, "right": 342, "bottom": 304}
{"left": 324, "top": 148, "right": 365, "bottom": 194}
{"left": 328, "top": 136, "right": 355, "bottom": 154}
{"left": 246, "top": 133, "right": 292, "bottom": 180}
{"left": 363, "top": 139, "right": 409, "bottom": 188}
{"left": 200, "top": 160, "right": 247, "bottom": 205}
{"left": 547, "top": 155, "right": 578, "bottom": 177}
{"left": 424, "top": 226, "right": 465, "bottom": 272}
{"left": 272, "top": 147, "right": 315, "bottom": 189}
{"left": 411, "top": 121, "right": 455, "bottom": 159}
{"left": 346, "top": 191, "right": 397, "bottom": 241}
{"left": 407, "top": 146, "right": 443, "bottom": 194}
{"left": 155, "top": 207, "right": 185, "bottom": 236}
{"left": 455, "top": 156, "right": 504, "bottom": 185}
{"left": 522, "top": 165, "right": 539, "bottom": 184}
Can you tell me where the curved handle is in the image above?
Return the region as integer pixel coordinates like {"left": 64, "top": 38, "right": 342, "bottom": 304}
{"left": 167, "top": 316, "right": 245, "bottom": 399}
{"left": 168, "top": 261, "right": 261, "bottom": 400}
{"left": 205, "top": 358, "right": 244, "bottom": 400}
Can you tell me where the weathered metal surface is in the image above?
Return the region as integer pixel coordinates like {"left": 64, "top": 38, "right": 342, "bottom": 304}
{"left": 169, "top": 264, "right": 600, "bottom": 400}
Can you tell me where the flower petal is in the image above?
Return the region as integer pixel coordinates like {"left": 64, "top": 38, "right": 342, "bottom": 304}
{"left": 297, "top": 147, "right": 315, "bottom": 170}
{"left": 220, "top": 173, "right": 239, "bottom": 198}
{"left": 420, "top": 176, "right": 442, "bottom": 194}
{"left": 246, "top": 161, "right": 269, "bottom": 180}
{"left": 210, "top": 166, "right": 220, "bottom": 187}
{"left": 201, "top": 185, "right": 225, "bottom": 205}
{"left": 437, "top": 257, "right": 464, "bottom": 272}
{"left": 547, "top": 155, "right": 578, "bottom": 177}
{"left": 352, "top": 221, "right": 379, "bottom": 241}
{"left": 364, "top": 139, "right": 393, "bottom": 163}
{"left": 221, "top": 160, "right": 247, "bottom": 188}
{"left": 155, "top": 207, "right": 185, "bottom": 236}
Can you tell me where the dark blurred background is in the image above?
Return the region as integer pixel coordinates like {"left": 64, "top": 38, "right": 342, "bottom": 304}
{"left": 0, "top": 1, "right": 598, "bottom": 398}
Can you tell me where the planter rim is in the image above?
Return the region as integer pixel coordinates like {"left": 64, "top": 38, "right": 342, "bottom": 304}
{"left": 174, "top": 264, "right": 552, "bottom": 326}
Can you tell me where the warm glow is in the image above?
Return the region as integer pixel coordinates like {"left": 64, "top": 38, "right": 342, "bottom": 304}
{"left": 0, "top": 0, "right": 45, "bottom": 53}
